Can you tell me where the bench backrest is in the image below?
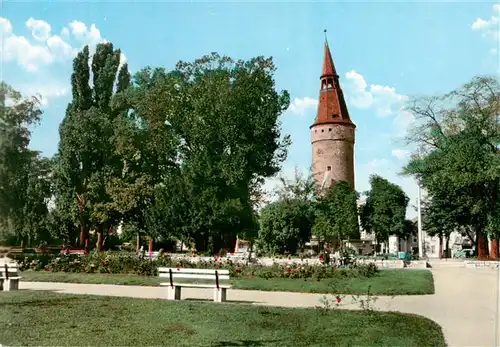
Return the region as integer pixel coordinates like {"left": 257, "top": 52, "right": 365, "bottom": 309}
{"left": 158, "top": 267, "right": 230, "bottom": 288}
{"left": 0, "top": 263, "right": 19, "bottom": 279}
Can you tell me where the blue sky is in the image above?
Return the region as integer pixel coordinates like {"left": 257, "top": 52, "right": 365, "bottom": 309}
{"left": 1, "top": 1, "right": 499, "bottom": 218}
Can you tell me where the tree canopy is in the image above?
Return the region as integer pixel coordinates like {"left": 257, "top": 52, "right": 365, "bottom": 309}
{"left": 403, "top": 76, "right": 499, "bottom": 258}
{"left": 360, "top": 175, "right": 410, "bottom": 245}
{"left": 0, "top": 83, "right": 52, "bottom": 246}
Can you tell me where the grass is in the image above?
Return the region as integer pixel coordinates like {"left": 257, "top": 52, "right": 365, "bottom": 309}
{"left": 0, "top": 291, "right": 446, "bottom": 347}
{"left": 20, "top": 269, "right": 434, "bottom": 295}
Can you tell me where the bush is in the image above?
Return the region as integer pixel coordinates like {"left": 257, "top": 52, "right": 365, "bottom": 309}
{"left": 15, "top": 251, "right": 378, "bottom": 280}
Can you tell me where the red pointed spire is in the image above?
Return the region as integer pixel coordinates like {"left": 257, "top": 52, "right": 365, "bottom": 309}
{"left": 311, "top": 34, "right": 354, "bottom": 128}
{"left": 321, "top": 40, "right": 337, "bottom": 78}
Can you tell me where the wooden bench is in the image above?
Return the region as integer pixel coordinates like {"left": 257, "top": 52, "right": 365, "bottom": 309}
{"left": 0, "top": 263, "right": 21, "bottom": 291}
{"left": 158, "top": 267, "right": 231, "bottom": 302}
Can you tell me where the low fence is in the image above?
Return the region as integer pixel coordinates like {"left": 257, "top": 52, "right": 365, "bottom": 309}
{"left": 464, "top": 260, "right": 500, "bottom": 269}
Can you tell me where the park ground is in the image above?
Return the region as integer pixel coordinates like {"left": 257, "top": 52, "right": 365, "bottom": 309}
{"left": 0, "top": 290, "right": 444, "bottom": 347}
{"left": 2, "top": 268, "right": 499, "bottom": 346}
{"left": 20, "top": 268, "right": 435, "bottom": 295}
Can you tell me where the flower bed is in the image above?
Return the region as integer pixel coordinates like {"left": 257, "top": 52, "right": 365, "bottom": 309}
{"left": 17, "top": 251, "right": 379, "bottom": 280}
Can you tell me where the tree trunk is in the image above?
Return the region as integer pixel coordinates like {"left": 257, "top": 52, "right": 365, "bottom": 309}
{"left": 439, "top": 234, "right": 443, "bottom": 259}
{"left": 490, "top": 239, "right": 499, "bottom": 259}
{"left": 96, "top": 225, "right": 104, "bottom": 252}
{"left": 79, "top": 224, "right": 85, "bottom": 247}
{"left": 445, "top": 235, "right": 450, "bottom": 259}
{"left": 477, "top": 230, "right": 489, "bottom": 260}
{"left": 148, "top": 238, "right": 153, "bottom": 256}
{"left": 136, "top": 232, "right": 141, "bottom": 254}
{"left": 194, "top": 232, "right": 209, "bottom": 253}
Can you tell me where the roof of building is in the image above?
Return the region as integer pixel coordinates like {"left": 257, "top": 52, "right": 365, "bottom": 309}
{"left": 311, "top": 37, "right": 355, "bottom": 129}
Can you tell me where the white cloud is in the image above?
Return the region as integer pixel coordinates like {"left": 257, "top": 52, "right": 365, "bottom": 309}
{"left": 393, "top": 108, "right": 415, "bottom": 133}
{"left": 288, "top": 97, "right": 318, "bottom": 116}
{"left": 344, "top": 69, "right": 408, "bottom": 117}
{"left": 1, "top": 17, "right": 107, "bottom": 72}
{"left": 2, "top": 34, "right": 54, "bottom": 71}
{"left": 391, "top": 149, "right": 410, "bottom": 160}
{"left": 60, "top": 26, "right": 70, "bottom": 39}
{"left": 15, "top": 83, "right": 68, "bottom": 106}
{"left": 367, "top": 158, "right": 388, "bottom": 169}
{"left": 118, "top": 52, "right": 128, "bottom": 70}
{"left": 0, "top": 17, "right": 13, "bottom": 36}
{"left": 47, "top": 35, "right": 78, "bottom": 60}
{"left": 472, "top": 5, "right": 500, "bottom": 41}
{"left": 344, "top": 70, "right": 374, "bottom": 109}
{"left": 69, "top": 20, "right": 103, "bottom": 45}
{"left": 25, "top": 17, "right": 51, "bottom": 41}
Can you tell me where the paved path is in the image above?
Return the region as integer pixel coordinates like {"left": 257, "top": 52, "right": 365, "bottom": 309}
{"left": 19, "top": 268, "right": 500, "bottom": 347}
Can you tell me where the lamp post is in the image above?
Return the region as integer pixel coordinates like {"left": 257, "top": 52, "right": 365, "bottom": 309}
{"left": 416, "top": 178, "right": 424, "bottom": 259}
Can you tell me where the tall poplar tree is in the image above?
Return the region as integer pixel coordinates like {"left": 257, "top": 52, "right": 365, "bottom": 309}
{"left": 54, "top": 43, "right": 130, "bottom": 249}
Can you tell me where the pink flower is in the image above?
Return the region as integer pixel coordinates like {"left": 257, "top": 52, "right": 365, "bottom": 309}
{"left": 336, "top": 296, "right": 342, "bottom": 304}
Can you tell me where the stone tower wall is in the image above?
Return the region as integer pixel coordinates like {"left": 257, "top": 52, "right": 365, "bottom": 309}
{"left": 311, "top": 123, "right": 355, "bottom": 189}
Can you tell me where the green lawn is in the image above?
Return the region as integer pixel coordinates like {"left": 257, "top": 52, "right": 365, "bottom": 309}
{"left": 21, "top": 269, "right": 434, "bottom": 295}
{"left": 0, "top": 291, "right": 446, "bottom": 347}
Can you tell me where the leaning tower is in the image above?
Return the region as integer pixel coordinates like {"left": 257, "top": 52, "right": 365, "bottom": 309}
{"left": 311, "top": 38, "right": 356, "bottom": 190}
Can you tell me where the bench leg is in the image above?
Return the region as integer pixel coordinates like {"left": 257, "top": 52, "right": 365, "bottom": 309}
{"left": 9, "top": 279, "right": 19, "bottom": 291}
{"left": 0, "top": 279, "right": 3, "bottom": 291}
{"left": 214, "top": 288, "right": 227, "bottom": 303}
{"left": 4, "top": 279, "right": 11, "bottom": 291}
{"left": 167, "top": 286, "right": 181, "bottom": 300}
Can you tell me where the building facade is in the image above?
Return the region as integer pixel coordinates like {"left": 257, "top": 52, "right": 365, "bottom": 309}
{"left": 311, "top": 39, "right": 356, "bottom": 190}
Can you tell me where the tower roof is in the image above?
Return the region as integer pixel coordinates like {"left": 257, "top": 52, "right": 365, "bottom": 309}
{"left": 321, "top": 40, "right": 337, "bottom": 78}
{"left": 311, "top": 36, "right": 355, "bottom": 128}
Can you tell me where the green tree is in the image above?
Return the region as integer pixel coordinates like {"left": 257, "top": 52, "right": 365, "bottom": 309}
{"left": 403, "top": 76, "right": 499, "bottom": 259}
{"left": 108, "top": 67, "right": 181, "bottom": 252}
{"left": 258, "top": 199, "right": 315, "bottom": 255}
{"left": 421, "top": 194, "right": 458, "bottom": 258}
{"left": 128, "top": 54, "right": 290, "bottom": 254}
{"left": 313, "top": 181, "right": 360, "bottom": 247}
{"left": 360, "top": 175, "right": 409, "bottom": 251}
{"left": 274, "top": 167, "right": 315, "bottom": 202}
{"left": 0, "top": 83, "right": 49, "bottom": 246}
{"left": 55, "top": 43, "right": 129, "bottom": 249}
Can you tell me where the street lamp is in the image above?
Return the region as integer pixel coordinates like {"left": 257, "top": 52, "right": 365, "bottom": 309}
{"left": 416, "top": 177, "right": 424, "bottom": 259}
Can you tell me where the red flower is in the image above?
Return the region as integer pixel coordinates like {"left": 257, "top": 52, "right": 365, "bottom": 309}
{"left": 236, "top": 268, "right": 241, "bottom": 273}
{"left": 293, "top": 264, "right": 297, "bottom": 269}
{"left": 176, "top": 266, "right": 180, "bottom": 271}
{"left": 286, "top": 267, "right": 291, "bottom": 273}
{"left": 336, "top": 296, "right": 342, "bottom": 304}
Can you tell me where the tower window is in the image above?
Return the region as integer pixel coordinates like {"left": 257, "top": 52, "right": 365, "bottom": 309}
{"left": 327, "top": 166, "right": 331, "bottom": 171}
{"left": 332, "top": 114, "right": 339, "bottom": 118}
{"left": 315, "top": 130, "right": 317, "bottom": 133}
{"left": 321, "top": 129, "right": 324, "bottom": 133}
{"left": 329, "top": 128, "right": 332, "bottom": 132}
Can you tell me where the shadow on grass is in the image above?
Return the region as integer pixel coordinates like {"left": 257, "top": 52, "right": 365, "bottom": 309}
{"left": 211, "top": 339, "right": 283, "bottom": 347}
{"left": 184, "top": 298, "right": 262, "bottom": 305}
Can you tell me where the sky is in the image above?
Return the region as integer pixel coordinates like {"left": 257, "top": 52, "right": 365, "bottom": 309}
{"left": 1, "top": 1, "right": 499, "bottom": 219}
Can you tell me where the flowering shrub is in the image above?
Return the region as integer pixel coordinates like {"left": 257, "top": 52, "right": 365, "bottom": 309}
{"left": 16, "top": 251, "right": 378, "bottom": 279}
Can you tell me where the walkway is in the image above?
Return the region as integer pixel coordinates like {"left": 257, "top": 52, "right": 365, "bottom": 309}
{"left": 19, "top": 268, "right": 500, "bottom": 347}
